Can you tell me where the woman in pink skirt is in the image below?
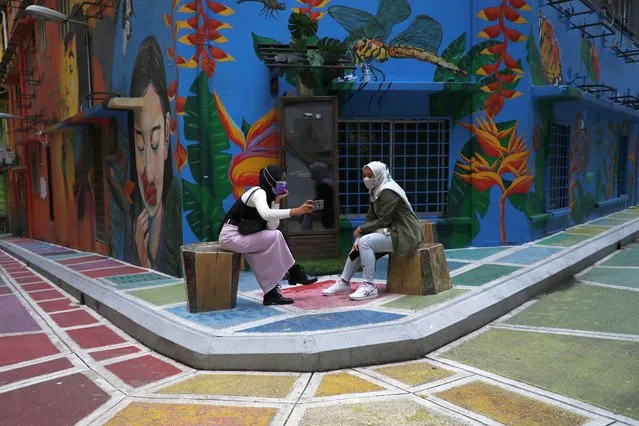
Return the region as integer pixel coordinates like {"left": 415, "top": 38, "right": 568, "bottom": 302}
{"left": 219, "top": 166, "right": 315, "bottom": 305}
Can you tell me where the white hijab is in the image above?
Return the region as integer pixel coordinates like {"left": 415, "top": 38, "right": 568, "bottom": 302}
{"left": 364, "top": 161, "right": 414, "bottom": 214}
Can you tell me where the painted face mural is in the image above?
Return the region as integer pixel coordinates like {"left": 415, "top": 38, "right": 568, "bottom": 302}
{"left": 60, "top": 34, "right": 79, "bottom": 118}
{"left": 128, "top": 36, "right": 181, "bottom": 275}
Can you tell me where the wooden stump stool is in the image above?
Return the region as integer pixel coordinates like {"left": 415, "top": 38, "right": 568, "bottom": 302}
{"left": 420, "top": 220, "right": 438, "bottom": 244}
{"left": 386, "top": 243, "right": 452, "bottom": 295}
{"left": 181, "top": 242, "right": 241, "bottom": 313}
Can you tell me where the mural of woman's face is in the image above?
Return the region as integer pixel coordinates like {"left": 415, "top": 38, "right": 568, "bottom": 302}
{"left": 61, "top": 34, "right": 79, "bottom": 117}
{"left": 134, "top": 83, "right": 170, "bottom": 218}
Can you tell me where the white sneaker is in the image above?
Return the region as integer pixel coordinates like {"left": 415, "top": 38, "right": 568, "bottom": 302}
{"left": 322, "top": 280, "right": 351, "bottom": 296}
{"left": 349, "top": 283, "right": 378, "bottom": 301}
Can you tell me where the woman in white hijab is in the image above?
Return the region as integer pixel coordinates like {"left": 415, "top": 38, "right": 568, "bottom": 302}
{"left": 323, "top": 161, "right": 423, "bottom": 300}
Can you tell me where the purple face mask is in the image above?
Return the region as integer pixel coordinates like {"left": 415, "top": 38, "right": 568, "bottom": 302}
{"left": 274, "top": 181, "right": 287, "bottom": 195}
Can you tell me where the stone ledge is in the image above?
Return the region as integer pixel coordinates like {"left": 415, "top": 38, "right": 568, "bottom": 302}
{"left": 1, "top": 218, "right": 638, "bottom": 372}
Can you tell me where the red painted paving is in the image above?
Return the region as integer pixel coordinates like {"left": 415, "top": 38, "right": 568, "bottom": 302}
{"left": 66, "top": 325, "right": 126, "bottom": 349}
{"left": 38, "top": 298, "right": 79, "bottom": 313}
{"left": 28, "top": 289, "right": 65, "bottom": 301}
{"left": 15, "top": 276, "right": 41, "bottom": 284}
{"left": 0, "top": 357, "right": 74, "bottom": 386}
{"left": 83, "top": 266, "right": 147, "bottom": 278}
{"left": 69, "top": 259, "right": 125, "bottom": 272}
{"left": 0, "top": 373, "right": 110, "bottom": 426}
{"left": 0, "top": 334, "right": 60, "bottom": 367}
{"left": 58, "top": 255, "right": 105, "bottom": 266}
{"left": 50, "top": 310, "right": 99, "bottom": 328}
{"left": 89, "top": 346, "right": 142, "bottom": 361}
{"left": 281, "top": 281, "right": 389, "bottom": 310}
{"left": 105, "top": 354, "right": 182, "bottom": 388}
{"left": 21, "top": 282, "right": 53, "bottom": 292}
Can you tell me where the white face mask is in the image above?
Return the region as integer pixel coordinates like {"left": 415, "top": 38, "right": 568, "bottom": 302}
{"left": 363, "top": 177, "right": 377, "bottom": 190}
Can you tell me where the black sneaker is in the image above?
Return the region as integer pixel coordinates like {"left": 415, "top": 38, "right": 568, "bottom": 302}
{"left": 287, "top": 264, "right": 318, "bottom": 286}
{"left": 263, "top": 285, "right": 294, "bottom": 305}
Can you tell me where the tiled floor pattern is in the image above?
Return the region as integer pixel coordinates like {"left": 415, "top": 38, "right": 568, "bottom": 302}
{"left": 2, "top": 207, "right": 639, "bottom": 339}
{"left": 2, "top": 240, "right": 638, "bottom": 424}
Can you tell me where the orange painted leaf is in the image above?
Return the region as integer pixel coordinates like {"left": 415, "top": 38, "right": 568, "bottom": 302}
{"left": 206, "top": 29, "right": 228, "bottom": 43}
{"left": 456, "top": 171, "right": 503, "bottom": 192}
{"left": 166, "top": 47, "right": 175, "bottom": 59}
{"left": 477, "top": 7, "right": 501, "bottom": 21}
{"left": 213, "top": 90, "right": 246, "bottom": 150}
{"left": 208, "top": 46, "right": 234, "bottom": 61}
{"left": 124, "top": 180, "right": 135, "bottom": 204}
{"left": 297, "top": 0, "right": 330, "bottom": 7}
{"left": 170, "top": 118, "right": 178, "bottom": 135}
{"left": 503, "top": 53, "right": 521, "bottom": 71}
{"left": 481, "top": 43, "right": 505, "bottom": 55}
{"left": 246, "top": 109, "right": 278, "bottom": 146}
{"left": 502, "top": 90, "right": 522, "bottom": 99}
{"left": 175, "top": 97, "right": 186, "bottom": 115}
{"left": 485, "top": 93, "right": 505, "bottom": 118}
{"left": 163, "top": 13, "right": 173, "bottom": 27}
{"left": 498, "top": 151, "right": 529, "bottom": 175}
{"left": 229, "top": 152, "right": 279, "bottom": 198}
{"left": 173, "top": 0, "right": 180, "bottom": 8}
{"left": 504, "top": 6, "right": 527, "bottom": 24}
{"left": 207, "top": 1, "right": 234, "bottom": 15}
{"left": 174, "top": 141, "right": 188, "bottom": 173}
{"left": 480, "top": 81, "right": 500, "bottom": 93}
{"left": 476, "top": 63, "right": 498, "bottom": 76}
{"left": 499, "top": 73, "right": 521, "bottom": 84}
{"left": 205, "top": 18, "right": 232, "bottom": 31}
{"left": 478, "top": 24, "right": 501, "bottom": 39}
{"left": 505, "top": 27, "right": 527, "bottom": 42}
{"left": 509, "top": 0, "right": 531, "bottom": 11}
{"left": 178, "top": 1, "right": 198, "bottom": 12}
{"left": 178, "top": 33, "right": 198, "bottom": 46}
{"left": 459, "top": 121, "right": 506, "bottom": 158}
{"left": 168, "top": 81, "right": 178, "bottom": 100}
{"left": 200, "top": 55, "right": 217, "bottom": 77}
{"left": 506, "top": 175, "right": 534, "bottom": 195}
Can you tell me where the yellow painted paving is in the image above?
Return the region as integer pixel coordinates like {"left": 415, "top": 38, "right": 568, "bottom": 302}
{"left": 300, "top": 398, "right": 464, "bottom": 426}
{"left": 435, "top": 381, "right": 587, "bottom": 426}
{"left": 106, "top": 402, "right": 277, "bottom": 426}
{"left": 156, "top": 373, "right": 299, "bottom": 398}
{"left": 373, "top": 361, "right": 455, "bottom": 387}
{"left": 315, "top": 372, "right": 384, "bottom": 397}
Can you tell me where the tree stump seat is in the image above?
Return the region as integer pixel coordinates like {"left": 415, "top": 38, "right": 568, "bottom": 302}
{"left": 386, "top": 220, "right": 451, "bottom": 295}
{"left": 181, "top": 242, "right": 241, "bottom": 313}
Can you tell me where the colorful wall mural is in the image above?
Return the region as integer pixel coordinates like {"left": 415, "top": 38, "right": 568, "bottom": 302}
{"left": 6, "top": 0, "right": 639, "bottom": 276}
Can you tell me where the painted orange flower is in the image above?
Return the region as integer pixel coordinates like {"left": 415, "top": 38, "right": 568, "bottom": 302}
{"left": 292, "top": 0, "right": 330, "bottom": 20}
{"left": 456, "top": 111, "right": 534, "bottom": 243}
{"left": 214, "top": 93, "right": 279, "bottom": 198}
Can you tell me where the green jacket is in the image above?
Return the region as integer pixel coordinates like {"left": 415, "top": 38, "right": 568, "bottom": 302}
{"left": 359, "top": 189, "right": 423, "bottom": 257}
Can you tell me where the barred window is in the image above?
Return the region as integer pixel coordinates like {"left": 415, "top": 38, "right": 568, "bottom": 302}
{"left": 547, "top": 122, "right": 571, "bottom": 211}
{"left": 337, "top": 119, "right": 450, "bottom": 216}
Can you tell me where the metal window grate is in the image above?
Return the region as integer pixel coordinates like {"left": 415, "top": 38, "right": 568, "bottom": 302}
{"left": 337, "top": 119, "right": 450, "bottom": 216}
{"left": 547, "top": 122, "right": 571, "bottom": 211}
{"left": 619, "top": 135, "right": 629, "bottom": 196}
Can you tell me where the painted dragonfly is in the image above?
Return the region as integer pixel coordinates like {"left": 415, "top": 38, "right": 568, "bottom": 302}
{"left": 328, "top": 0, "right": 467, "bottom": 107}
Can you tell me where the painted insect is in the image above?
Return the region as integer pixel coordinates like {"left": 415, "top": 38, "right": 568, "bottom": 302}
{"left": 237, "top": 0, "right": 286, "bottom": 19}
{"left": 328, "top": 0, "right": 467, "bottom": 108}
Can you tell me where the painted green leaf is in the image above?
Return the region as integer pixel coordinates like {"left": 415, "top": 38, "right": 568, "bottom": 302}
{"left": 526, "top": 29, "right": 546, "bottom": 85}
{"left": 182, "top": 72, "right": 232, "bottom": 242}
{"left": 241, "top": 118, "right": 251, "bottom": 137}
{"left": 429, "top": 83, "right": 486, "bottom": 122}
{"left": 251, "top": 32, "right": 279, "bottom": 61}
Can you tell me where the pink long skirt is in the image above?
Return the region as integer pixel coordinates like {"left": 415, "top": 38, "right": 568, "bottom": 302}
{"left": 219, "top": 224, "right": 294, "bottom": 293}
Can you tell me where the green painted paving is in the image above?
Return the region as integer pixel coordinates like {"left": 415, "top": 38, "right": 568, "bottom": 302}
{"left": 452, "top": 264, "right": 520, "bottom": 287}
{"left": 601, "top": 247, "right": 639, "bottom": 267}
{"left": 537, "top": 233, "right": 591, "bottom": 247}
{"left": 127, "top": 283, "right": 187, "bottom": 306}
{"left": 382, "top": 288, "right": 468, "bottom": 311}
{"left": 444, "top": 247, "right": 508, "bottom": 261}
{"left": 607, "top": 213, "right": 636, "bottom": 221}
{"left": 579, "top": 267, "right": 639, "bottom": 289}
{"left": 506, "top": 282, "right": 639, "bottom": 335}
{"left": 564, "top": 225, "right": 608, "bottom": 236}
{"left": 441, "top": 328, "right": 639, "bottom": 419}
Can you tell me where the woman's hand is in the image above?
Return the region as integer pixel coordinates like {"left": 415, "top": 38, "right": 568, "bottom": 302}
{"left": 135, "top": 210, "right": 152, "bottom": 268}
{"left": 352, "top": 237, "right": 360, "bottom": 251}
{"left": 291, "top": 200, "right": 314, "bottom": 216}
{"left": 353, "top": 227, "right": 361, "bottom": 238}
{"left": 274, "top": 190, "right": 289, "bottom": 204}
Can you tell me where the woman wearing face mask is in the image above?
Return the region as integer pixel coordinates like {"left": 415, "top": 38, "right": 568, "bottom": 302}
{"left": 322, "top": 161, "right": 423, "bottom": 300}
{"left": 219, "top": 165, "right": 315, "bottom": 305}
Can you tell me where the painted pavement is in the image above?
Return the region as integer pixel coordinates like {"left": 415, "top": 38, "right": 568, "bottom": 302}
{"left": 1, "top": 207, "right": 637, "bottom": 341}
{"left": 1, "top": 234, "right": 638, "bottom": 423}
